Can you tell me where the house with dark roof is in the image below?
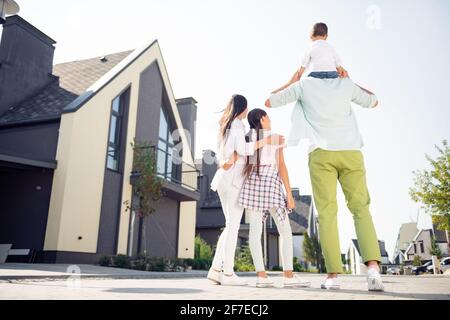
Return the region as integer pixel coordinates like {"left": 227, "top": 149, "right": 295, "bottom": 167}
{"left": 404, "top": 225, "right": 450, "bottom": 263}
{"left": 392, "top": 222, "right": 419, "bottom": 265}
{"left": 347, "top": 239, "right": 390, "bottom": 274}
{"left": 0, "top": 15, "right": 199, "bottom": 263}
{"left": 196, "top": 150, "right": 318, "bottom": 269}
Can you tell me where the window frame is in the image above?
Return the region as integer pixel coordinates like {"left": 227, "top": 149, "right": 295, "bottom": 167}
{"left": 106, "top": 92, "right": 126, "bottom": 172}
{"left": 157, "top": 104, "right": 178, "bottom": 181}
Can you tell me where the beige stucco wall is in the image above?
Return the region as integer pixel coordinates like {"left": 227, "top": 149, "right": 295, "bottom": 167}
{"left": 44, "top": 41, "right": 197, "bottom": 256}
{"left": 178, "top": 201, "right": 197, "bottom": 259}
{"left": 406, "top": 231, "right": 433, "bottom": 260}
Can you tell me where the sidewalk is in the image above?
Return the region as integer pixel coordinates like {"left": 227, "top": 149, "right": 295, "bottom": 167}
{"left": 1, "top": 264, "right": 449, "bottom": 300}
{"left": 0, "top": 263, "right": 209, "bottom": 280}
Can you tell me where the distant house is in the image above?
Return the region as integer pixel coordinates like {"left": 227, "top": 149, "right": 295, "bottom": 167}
{"left": 405, "top": 225, "right": 450, "bottom": 262}
{"left": 347, "top": 239, "right": 389, "bottom": 275}
{"left": 392, "top": 222, "right": 419, "bottom": 265}
{"left": 0, "top": 15, "right": 199, "bottom": 263}
{"left": 196, "top": 150, "right": 318, "bottom": 269}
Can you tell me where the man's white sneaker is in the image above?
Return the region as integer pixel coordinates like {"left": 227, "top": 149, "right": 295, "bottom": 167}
{"left": 220, "top": 273, "right": 248, "bottom": 286}
{"left": 207, "top": 268, "right": 221, "bottom": 285}
{"left": 256, "top": 276, "right": 275, "bottom": 288}
{"left": 367, "top": 268, "right": 385, "bottom": 292}
{"left": 321, "top": 277, "right": 340, "bottom": 290}
{"left": 282, "top": 275, "right": 311, "bottom": 288}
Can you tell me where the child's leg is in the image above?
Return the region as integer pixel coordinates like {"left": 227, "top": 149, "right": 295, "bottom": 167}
{"left": 248, "top": 209, "right": 266, "bottom": 274}
{"left": 270, "top": 209, "right": 294, "bottom": 273}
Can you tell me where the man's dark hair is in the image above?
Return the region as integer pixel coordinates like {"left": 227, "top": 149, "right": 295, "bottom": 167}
{"left": 312, "top": 23, "right": 328, "bottom": 37}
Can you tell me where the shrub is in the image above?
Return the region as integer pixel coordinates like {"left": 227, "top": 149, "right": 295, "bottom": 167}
{"left": 234, "top": 246, "right": 255, "bottom": 272}
{"left": 271, "top": 265, "right": 282, "bottom": 271}
{"left": 293, "top": 263, "right": 305, "bottom": 272}
{"left": 112, "top": 255, "right": 131, "bottom": 269}
{"left": 412, "top": 255, "right": 422, "bottom": 267}
{"left": 99, "top": 255, "right": 112, "bottom": 267}
{"left": 186, "top": 258, "right": 211, "bottom": 270}
{"left": 195, "top": 236, "right": 213, "bottom": 261}
{"left": 130, "top": 256, "right": 147, "bottom": 271}
{"left": 293, "top": 256, "right": 306, "bottom": 272}
{"left": 131, "top": 256, "right": 187, "bottom": 272}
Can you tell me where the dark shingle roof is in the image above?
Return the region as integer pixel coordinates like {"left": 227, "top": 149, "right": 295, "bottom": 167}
{"left": 289, "top": 195, "right": 312, "bottom": 234}
{"left": 0, "top": 81, "right": 77, "bottom": 125}
{"left": 433, "top": 225, "right": 448, "bottom": 243}
{"left": 0, "top": 51, "right": 132, "bottom": 126}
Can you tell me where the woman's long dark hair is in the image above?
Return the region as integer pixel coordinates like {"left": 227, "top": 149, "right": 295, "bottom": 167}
{"left": 244, "top": 108, "right": 267, "bottom": 178}
{"left": 219, "top": 94, "right": 248, "bottom": 140}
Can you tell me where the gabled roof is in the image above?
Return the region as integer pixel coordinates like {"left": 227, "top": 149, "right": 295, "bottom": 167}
{"left": 351, "top": 239, "right": 389, "bottom": 257}
{"left": 54, "top": 50, "right": 133, "bottom": 96}
{"left": 412, "top": 229, "right": 432, "bottom": 242}
{"left": 396, "top": 222, "right": 418, "bottom": 246}
{"left": 0, "top": 50, "right": 132, "bottom": 126}
{"left": 405, "top": 227, "right": 448, "bottom": 256}
{"left": 63, "top": 41, "right": 157, "bottom": 114}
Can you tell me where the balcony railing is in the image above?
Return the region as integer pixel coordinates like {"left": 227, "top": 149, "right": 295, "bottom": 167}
{"left": 130, "top": 145, "right": 200, "bottom": 192}
{"left": 155, "top": 147, "right": 200, "bottom": 192}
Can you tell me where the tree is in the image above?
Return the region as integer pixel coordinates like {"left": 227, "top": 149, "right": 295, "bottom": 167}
{"left": 432, "top": 215, "right": 450, "bottom": 233}
{"left": 410, "top": 140, "right": 450, "bottom": 232}
{"left": 124, "top": 140, "right": 164, "bottom": 256}
{"left": 303, "top": 232, "right": 326, "bottom": 273}
{"left": 429, "top": 236, "right": 443, "bottom": 260}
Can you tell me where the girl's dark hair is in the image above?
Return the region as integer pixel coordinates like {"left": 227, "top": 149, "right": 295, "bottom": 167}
{"left": 244, "top": 108, "right": 267, "bottom": 178}
{"left": 312, "top": 22, "right": 328, "bottom": 37}
{"left": 219, "top": 94, "right": 248, "bottom": 140}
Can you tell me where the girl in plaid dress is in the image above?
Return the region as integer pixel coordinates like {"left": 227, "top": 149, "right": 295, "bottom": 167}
{"left": 207, "top": 95, "right": 285, "bottom": 286}
{"left": 239, "top": 109, "right": 311, "bottom": 288}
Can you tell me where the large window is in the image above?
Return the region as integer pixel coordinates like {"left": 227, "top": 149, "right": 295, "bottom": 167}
{"left": 157, "top": 106, "right": 175, "bottom": 180}
{"left": 107, "top": 94, "right": 124, "bottom": 171}
{"left": 419, "top": 241, "right": 424, "bottom": 253}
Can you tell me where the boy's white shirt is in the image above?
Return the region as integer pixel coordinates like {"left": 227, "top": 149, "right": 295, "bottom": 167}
{"left": 301, "top": 40, "right": 342, "bottom": 72}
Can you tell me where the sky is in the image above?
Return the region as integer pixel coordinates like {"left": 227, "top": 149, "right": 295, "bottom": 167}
{"left": 9, "top": 0, "right": 450, "bottom": 259}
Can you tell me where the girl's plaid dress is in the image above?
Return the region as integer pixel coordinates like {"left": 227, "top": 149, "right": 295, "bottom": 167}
{"left": 238, "top": 165, "right": 290, "bottom": 223}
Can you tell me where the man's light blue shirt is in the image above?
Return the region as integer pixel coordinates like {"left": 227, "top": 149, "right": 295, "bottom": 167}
{"left": 269, "top": 77, "right": 378, "bottom": 152}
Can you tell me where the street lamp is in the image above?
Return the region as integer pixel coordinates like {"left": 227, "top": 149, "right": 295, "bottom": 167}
{"left": 0, "top": 0, "right": 20, "bottom": 24}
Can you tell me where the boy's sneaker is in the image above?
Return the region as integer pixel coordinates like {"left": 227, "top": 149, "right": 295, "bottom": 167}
{"left": 256, "top": 276, "right": 275, "bottom": 288}
{"left": 367, "top": 268, "right": 385, "bottom": 292}
{"left": 220, "top": 273, "right": 248, "bottom": 286}
{"left": 282, "top": 275, "right": 311, "bottom": 288}
{"left": 321, "top": 277, "right": 340, "bottom": 290}
{"left": 207, "top": 268, "right": 221, "bottom": 285}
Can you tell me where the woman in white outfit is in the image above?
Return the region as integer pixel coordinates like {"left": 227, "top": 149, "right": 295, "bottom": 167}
{"left": 238, "top": 109, "right": 311, "bottom": 288}
{"left": 207, "top": 95, "right": 284, "bottom": 286}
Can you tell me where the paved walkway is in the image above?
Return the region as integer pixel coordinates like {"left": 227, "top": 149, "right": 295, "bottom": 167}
{"left": 0, "top": 263, "right": 206, "bottom": 280}
{"left": 0, "top": 264, "right": 449, "bottom": 300}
